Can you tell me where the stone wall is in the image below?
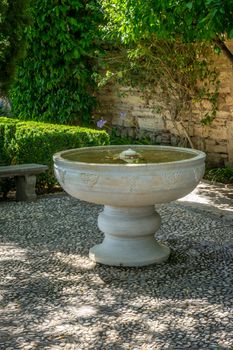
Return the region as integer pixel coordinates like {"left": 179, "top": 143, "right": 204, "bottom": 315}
{"left": 96, "top": 42, "right": 233, "bottom": 168}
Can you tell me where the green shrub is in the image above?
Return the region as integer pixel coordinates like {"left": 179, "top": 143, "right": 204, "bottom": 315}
{"left": 0, "top": 117, "right": 109, "bottom": 192}
{"left": 0, "top": 117, "right": 18, "bottom": 165}
{"left": 204, "top": 167, "right": 233, "bottom": 184}
{"left": 10, "top": 0, "right": 104, "bottom": 125}
{"left": 0, "top": 117, "right": 20, "bottom": 196}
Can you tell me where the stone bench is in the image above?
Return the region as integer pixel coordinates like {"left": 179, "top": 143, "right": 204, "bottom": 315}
{"left": 0, "top": 164, "right": 48, "bottom": 201}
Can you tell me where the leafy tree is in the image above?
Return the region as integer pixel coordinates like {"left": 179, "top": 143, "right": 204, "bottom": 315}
{"left": 102, "top": 0, "right": 233, "bottom": 62}
{"left": 99, "top": 0, "right": 223, "bottom": 146}
{"left": 11, "top": 0, "right": 104, "bottom": 125}
{"left": 0, "top": 0, "right": 31, "bottom": 95}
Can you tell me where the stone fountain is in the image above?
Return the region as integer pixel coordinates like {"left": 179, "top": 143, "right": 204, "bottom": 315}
{"left": 53, "top": 145, "right": 205, "bottom": 266}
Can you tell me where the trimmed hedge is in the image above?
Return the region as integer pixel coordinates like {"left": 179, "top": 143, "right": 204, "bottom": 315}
{"left": 0, "top": 117, "right": 109, "bottom": 190}
{"left": 0, "top": 117, "right": 19, "bottom": 165}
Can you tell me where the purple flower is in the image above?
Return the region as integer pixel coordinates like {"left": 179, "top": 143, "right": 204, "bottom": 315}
{"left": 97, "top": 119, "right": 107, "bottom": 128}
{"left": 119, "top": 111, "right": 126, "bottom": 119}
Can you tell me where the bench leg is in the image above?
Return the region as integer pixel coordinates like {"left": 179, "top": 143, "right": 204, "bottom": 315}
{"left": 16, "top": 175, "right": 37, "bottom": 201}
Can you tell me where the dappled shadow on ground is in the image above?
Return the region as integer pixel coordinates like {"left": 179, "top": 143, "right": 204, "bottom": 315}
{"left": 179, "top": 181, "right": 233, "bottom": 215}
{"left": 0, "top": 195, "right": 232, "bottom": 350}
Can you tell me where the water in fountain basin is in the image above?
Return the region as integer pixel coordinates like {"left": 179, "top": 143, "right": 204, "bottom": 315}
{"left": 63, "top": 148, "right": 196, "bottom": 164}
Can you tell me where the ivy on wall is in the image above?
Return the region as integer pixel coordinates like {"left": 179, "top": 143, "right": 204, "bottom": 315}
{"left": 11, "top": 0, "right": 104, "bottom": 125}
{"left": 0, "top": 0, "right": 31, "bottom": 96}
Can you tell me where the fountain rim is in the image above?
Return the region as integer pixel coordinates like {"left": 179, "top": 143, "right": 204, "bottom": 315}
{"left": 53, "top": 145, "right": 206, "bottom": 168}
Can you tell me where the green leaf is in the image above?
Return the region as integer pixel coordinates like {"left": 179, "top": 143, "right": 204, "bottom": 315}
{"left": 228, "top": 28, "right": 233, "bottom": 39}
{"left": 214, "top": 45, "right": 221, "bottom": 55}
{"left": 72, "top": 48, "right": 80, "bottom": 59}
{"left": 186, "top": 2, "right": 193, "bottom": 10}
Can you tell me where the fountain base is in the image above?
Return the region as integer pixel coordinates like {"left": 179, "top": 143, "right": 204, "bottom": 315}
{"left": 89, "top": 206, "right": 170, "bottom": 267}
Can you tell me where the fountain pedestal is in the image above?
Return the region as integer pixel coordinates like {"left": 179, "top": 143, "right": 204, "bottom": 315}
{"left": 89, "top": 206, "right": 170, "bottom": 266}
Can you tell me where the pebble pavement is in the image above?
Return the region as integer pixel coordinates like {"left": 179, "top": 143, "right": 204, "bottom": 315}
{"left": 0, "top": 182, "right": 233, "bottom": 350}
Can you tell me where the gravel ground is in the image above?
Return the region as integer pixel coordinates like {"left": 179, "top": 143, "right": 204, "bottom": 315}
{"left": 0, "top": 192, "right": 233, "bottom": 350}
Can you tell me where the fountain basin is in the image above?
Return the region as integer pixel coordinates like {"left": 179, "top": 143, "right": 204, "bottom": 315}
{"left": 53, "top": 145, "right": 205, "bottom": 266}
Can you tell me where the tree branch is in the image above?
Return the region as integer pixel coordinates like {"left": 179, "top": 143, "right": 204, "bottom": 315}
{"left": 214, "top": 38, "right": 233, "bottom": 64}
